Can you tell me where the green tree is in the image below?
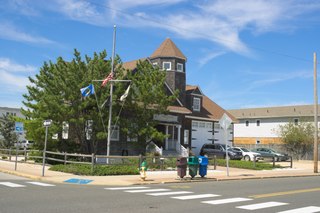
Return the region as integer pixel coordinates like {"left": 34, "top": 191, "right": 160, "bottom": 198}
{"left": 0, "top": 114, "right": 18, "bottom": 148}
{"left": 278, "top": 121, "right": 314, "bottom": 159}
{"left": 22, "top": 51, "right": 176, "bottom": 155}
{"left": 22, "top": 50, "right": 113, "bottom": 154}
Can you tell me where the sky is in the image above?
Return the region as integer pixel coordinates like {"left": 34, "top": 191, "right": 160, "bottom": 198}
{"left": 1, "top": 0, "right": 320, "bottom": 110}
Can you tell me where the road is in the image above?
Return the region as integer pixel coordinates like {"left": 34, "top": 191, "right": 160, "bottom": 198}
{"left": 1, "top": 172, "right": 320, "bottom": 213}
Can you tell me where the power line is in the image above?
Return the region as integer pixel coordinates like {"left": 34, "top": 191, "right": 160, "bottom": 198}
{"left": 87, "top": 0, "right": 316, "bottom": 64}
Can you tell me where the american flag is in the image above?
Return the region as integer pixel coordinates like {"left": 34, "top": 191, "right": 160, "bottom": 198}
{"left": 101, "top": 72, "right": 113, "bottom": 87}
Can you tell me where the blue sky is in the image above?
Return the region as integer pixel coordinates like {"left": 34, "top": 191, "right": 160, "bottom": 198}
{"left": 1, "top": 0, "right": 320, "bottom": 110}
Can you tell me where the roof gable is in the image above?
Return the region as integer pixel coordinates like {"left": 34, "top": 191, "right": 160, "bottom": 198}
{"left": 150, "top": 38, "right": 187, "bottom": 61}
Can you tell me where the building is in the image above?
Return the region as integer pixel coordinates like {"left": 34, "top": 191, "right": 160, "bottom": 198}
{"left": 112, "top": 38, "right": 236, "bottom": 156}
{"left": 0, "top": 107, "right": 26, "bottom": 141}
{"left": 228, "top": 105, "right": 318, "bottom": 145}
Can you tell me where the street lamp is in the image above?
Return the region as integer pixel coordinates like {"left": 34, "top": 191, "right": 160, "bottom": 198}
{"left": 42, "top": 119, "right": 52, "bottom": 176}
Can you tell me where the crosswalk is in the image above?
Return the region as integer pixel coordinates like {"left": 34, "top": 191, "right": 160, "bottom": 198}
{"left": 0, "top": 181, "right": 55, "bottom": 187}
{"left": 105, "top": 186, "right": 320, "bottom": 213}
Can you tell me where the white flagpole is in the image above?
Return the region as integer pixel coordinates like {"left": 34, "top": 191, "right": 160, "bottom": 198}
{"left": 107, "top": 25, "right": 117, "bottom": 162}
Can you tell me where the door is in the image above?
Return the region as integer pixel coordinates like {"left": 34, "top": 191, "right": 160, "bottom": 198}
{"left": 191, "top": 121, "right": 213, "bottom": 155}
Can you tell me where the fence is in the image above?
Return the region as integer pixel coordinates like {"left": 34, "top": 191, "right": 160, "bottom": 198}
{"left": 0, "top": 148, "right": 291, "bottom": 173}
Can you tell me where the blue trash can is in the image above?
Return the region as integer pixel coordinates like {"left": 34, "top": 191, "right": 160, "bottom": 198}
{"left": 198, "top": 156, "right": 208, "bottom": 177}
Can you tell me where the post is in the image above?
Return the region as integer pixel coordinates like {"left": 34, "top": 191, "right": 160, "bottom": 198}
{"left": 91, "top": 153, "right": 95, "bottom": 174}
{"left": 24, "top": 147, "right": 27, "bottom": 162}
{"left": 15, "top": 141, "right": 18, "bottom": 171}
{"left": 253, "top": 156, "right": 256, "bottom": 168}
{"left": 9, "top": 148, "right": 12, "bottom": 161}
{"left": 64, "top": 152, "right": 67, "bottom": 165}
{"left": 314, "top": 52, "right": 318, "bottom": 173}
{"left": 42, "top": 125, "right": 49, "bottom": 176}
{"left": 106, "top": 25, "right": 117, "bottom": 163}
{"left": 213, "top": 155, "right": 217, "bottom": 170}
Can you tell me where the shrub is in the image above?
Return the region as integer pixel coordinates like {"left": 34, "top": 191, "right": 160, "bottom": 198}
{"left": 49, "top": 164, "right": 140, "bottom": 176}
{"left": 213, "top": 159, "right": 282, "bottom": 170}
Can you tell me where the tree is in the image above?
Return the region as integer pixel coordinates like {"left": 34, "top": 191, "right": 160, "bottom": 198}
{"left": 22, "top": 51, "right": 176, "bottom": 155}
{"left": 0, "top": 114, "right": 18, "bottom": 148}
{"left": 22, "top": 50, "right": 112, "bottom": 154}
{"left": 278, "top": 120, "right": 314, "bottom": 159}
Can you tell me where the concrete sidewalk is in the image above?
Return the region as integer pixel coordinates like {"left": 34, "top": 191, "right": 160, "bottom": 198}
{"left": 0, "top": 160, "right": 319, "bottom": 186}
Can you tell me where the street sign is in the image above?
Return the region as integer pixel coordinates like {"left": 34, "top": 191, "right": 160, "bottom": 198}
{"left": 15, "top": 122, "right": 24, "bottom": 133}
{"left": 219, "top": 113, "right": 232, "bottom": 130}
{"left": 43, "top": 119, "right": 52, "bottom": 127}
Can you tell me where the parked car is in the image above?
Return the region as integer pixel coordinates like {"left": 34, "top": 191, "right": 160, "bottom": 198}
{"left": 232, "top": 147, "right": 263, "bottom": 162}
{"left": 200, "top": 143, "right": 243, "bottom": 160}
{"left": 252, "top": 147, "right": 289, "bottom": 161}
{"left": 15, "top": 140, "right": 34, "bottom": 149}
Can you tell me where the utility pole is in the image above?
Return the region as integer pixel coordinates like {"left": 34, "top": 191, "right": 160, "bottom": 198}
{"left": 314, "top": 52, "right": 318, "bottom": 173}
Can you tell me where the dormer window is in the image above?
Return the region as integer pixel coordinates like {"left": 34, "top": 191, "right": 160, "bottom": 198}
{"left": 177, "top": 63, "right": 183, "bottom": 72}
{"left": 163, "top": 62, "right": 171, "bottom": 70}
{"left": 193, "top": 97, "right": 201, "bottom": 111}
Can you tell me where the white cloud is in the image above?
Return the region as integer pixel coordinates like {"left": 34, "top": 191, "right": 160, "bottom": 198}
{"left": 0, "top": 22, "right": 55, "bottom": 44}
{"left": 198, "top": 51, "right": 226, "bottom": 67}
{"left": 0, "top": 58, "right": 37, "bottom": 73}
{"left": 0, "top": 58, "right": 36, "bottom": 92}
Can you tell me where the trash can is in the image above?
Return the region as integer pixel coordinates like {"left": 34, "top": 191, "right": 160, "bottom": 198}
{"left": 198, "top": 156, "right": 208, "bottom": 177}
{"left": 176, "top": 157, "right": 187, "bottom": 178}
{"left": 188, "top": 156, "right": 199, "bottom": 179}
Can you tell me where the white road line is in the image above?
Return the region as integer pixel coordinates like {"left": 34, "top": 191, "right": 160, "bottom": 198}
{"left": 202, "top": 197, "right": 252, "bottom": 205}
{"left": 147, "top": 191, "right": 193, "bottom": 196}
{"left": 0, "top": 182, "right": 26, "bottom": 188}
{"left": 237, "top": 202, "right": 289, "bottom": 210}
{"left": 277, "top": 206, "right": 320, "bottom": 213}
{"left": 105, "top": 186, "right": 149, "bottom": 190}
{"left": 125, "top": 189, "right": 171, "bottom": 193}
{"left": 172, "top": 194, "right": 221, "bottom": 200}
{"left": 26, "top": 182, "right": 55, "bottom": 186}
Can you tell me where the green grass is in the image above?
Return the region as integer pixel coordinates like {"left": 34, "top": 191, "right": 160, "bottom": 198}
{"left": 49, "top": 164, "right": 140, "bottom": 176}
{"left": 213, "top": 159, "right": 283, "bottom": 170}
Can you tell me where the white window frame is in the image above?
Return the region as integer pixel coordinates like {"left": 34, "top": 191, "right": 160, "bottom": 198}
{"left": 184, "top": 130, "right": 189, "bottom": 144}
{"left": 245, "top": 120, "right": 249, "bottom": 127}
{"left": 111, "top": 125, "right": 119, "bottom": 141}
{"left": 152, "top": 62, "right": 158, "bottom": 68}
{"left": 193, "top": 97, "right": 201, "bottom": 112}
{"left": 294, "top": 118, "right": 299, "bottom": 125}
{"left": 163, "top": 62, "right": 171, "bottom": 71}
{"left": 177, "top": 63, "right": 183, "bottom": 72}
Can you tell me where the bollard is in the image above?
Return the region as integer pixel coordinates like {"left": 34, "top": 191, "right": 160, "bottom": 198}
{"left": 273, "top": 156, "right": 276, "bottom": 167}
{"left": 213, "top": 155, "right": 217, "bottom": 170}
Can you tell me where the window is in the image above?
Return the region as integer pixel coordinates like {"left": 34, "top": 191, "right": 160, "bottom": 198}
{"left": 294, "top": 118, "right": 299, "bottom": 125}
{"left": 245, "top": 120, "right": 249, "bottom": 127}
{"left": 256, "top": 140, "right": 260, "bottom": 144}
{"left": 111, "top": 125, "right": 119, "bottom": 141}
{"left": 177, "top": 63, "right": 183, "bottom": 72}
{"left": 256, "top": 120, "right": 260, "bottom": 126}
{"left": 152, "top": 62, "right": 158, "bottom": 68}
{"left": 184, "top": 130, "right": 189, "bottom": 144}
{"left": 193, "top": 97, "right": 201, "bottom": 111}
{"left": 163, "top": 62, "right": 171, "bottom": 70}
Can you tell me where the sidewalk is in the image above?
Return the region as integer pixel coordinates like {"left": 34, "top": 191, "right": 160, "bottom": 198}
{"left": 0, "top": 160, "right": 319, "bottom": 186}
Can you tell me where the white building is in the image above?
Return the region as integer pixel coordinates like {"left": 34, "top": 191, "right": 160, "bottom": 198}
{"left": 228, "top": 105, "right": 318, "bottom": 145}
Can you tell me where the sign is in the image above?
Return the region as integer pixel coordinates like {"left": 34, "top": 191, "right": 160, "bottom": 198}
{"left": 62, "top": 121, "right": 69, "bottom": 139}
{"left": 43, "top": 119, "right": 52, "bottom": 127}
{"left": 153, "top": 114, "right": 178, "bottom": 123}
{"left": 219, "top": 113, "right": 232, "bottom": 130}
{"left": 15, "top": 122, "right": 24, "bottom": 133}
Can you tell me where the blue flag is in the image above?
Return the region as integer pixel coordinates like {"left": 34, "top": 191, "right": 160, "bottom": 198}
{"left": 80, "top": 84, "right": 95, "bottom": 97}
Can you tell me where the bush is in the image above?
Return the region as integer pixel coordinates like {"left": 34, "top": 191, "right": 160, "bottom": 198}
{"left": 49, "top": 164, "right": 140, "bottom": 176}
{"left": 213, "top": 159, "right": 283, "bottom": 170}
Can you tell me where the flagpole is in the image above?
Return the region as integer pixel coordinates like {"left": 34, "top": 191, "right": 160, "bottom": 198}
{"left": 107, "top": 25, "right": 117, "bottom": 162}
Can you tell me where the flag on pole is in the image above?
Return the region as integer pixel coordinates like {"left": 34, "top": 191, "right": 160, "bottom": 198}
{"left": 120, "top": 85, "right": 131, "bottom": 101}
{"left": 80, "top": 84, "right": 95, "bottom": 97}
{"left": 101, "top": 72, "right": 113, "bottom": 87}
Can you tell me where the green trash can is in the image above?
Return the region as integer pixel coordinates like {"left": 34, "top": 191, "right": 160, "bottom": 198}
{"left": 188, "top": 156, "right": 199, "bottom": 179}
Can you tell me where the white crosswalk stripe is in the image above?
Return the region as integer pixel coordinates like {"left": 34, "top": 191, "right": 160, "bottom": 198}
{"left": 26, "top": 182, "right": 55, "bottom": 186}
{"left": 202, "top": 197, "right": 252, "bottom": 205}
{"left": 237, "top": 202, "right": 288, "bottom": 210}
{"left": 277, "top": 206, "right": 320, "bottom": 213}
{"left": 125, "top": 188, "right": 171, "bottom": 193}
{"left": 0, "top": 182, "right": 26, "bottom": 188}
{"left": 172, "top": 194, "right": 221, "bottom": 200}
{"left": 147, "top": 191, "right": 193, "bottom": 196}
{"left": 105, "top": 186, "right": 149, "bottom": 190}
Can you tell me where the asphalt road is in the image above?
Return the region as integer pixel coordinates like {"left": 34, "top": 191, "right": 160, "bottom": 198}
{"left": 1, "top": 172, "right": 320, "bottom": 213}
